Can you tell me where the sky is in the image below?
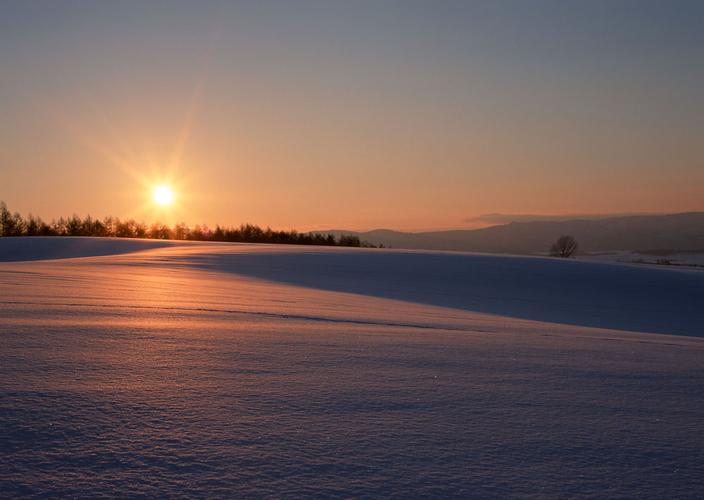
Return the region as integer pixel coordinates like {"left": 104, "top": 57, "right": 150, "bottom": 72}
{"left": 1, "top": 0, "right": 702, "bottom": 231}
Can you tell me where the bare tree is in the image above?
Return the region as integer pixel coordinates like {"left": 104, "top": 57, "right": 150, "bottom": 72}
{"left": 550, "top": 235, "right": 578, "bottom": 258}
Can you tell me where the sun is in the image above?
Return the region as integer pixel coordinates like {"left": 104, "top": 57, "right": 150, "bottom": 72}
{"left": 153, "top": 185, "right": 174, "bottom": 206}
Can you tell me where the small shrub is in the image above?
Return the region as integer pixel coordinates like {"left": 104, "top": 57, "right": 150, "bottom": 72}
{"left": 549, "top": 235, "right": 578, "bottom": 258}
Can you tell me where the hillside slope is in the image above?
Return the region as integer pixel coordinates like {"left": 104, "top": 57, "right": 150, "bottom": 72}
{"left": 2, "top": 237, "right": 701, "bottom": 336}
{"left": 321, "top": 212, "right": 704, "bottom": 254}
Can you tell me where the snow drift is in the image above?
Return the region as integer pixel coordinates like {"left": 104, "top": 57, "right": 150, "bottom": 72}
{"left": 0, "top": 236, "right": 180, "bottom": 262}
{"left": 1, "top": 237, "right": 702, "bottom": 336}
{"left": 2, "top": 237, "right": 703, "bottom": 497}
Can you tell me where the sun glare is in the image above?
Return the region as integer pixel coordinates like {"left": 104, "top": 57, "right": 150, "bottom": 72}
{"left": 153, "top": 185, "right": 174, "bottom": 206}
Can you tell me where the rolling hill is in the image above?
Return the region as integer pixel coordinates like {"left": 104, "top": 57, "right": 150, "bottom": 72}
{"left": 321, "top": 212, "right": 704, "bottom": 254}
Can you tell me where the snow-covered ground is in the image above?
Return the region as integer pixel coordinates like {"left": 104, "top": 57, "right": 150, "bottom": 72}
{"left": 1, "top": 237, "right": 703, "bottom": 497}
{"left": 578, "top": 250, "right": 704, "bottom": 270}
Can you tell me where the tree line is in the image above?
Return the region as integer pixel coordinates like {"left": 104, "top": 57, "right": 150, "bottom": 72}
{"left": 0, "top": 201, "right": 373, "bottom": 247}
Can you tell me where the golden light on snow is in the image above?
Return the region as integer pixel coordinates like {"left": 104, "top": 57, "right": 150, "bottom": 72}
{"left": 153, "top": 185, "right": 174, "bottom": 206}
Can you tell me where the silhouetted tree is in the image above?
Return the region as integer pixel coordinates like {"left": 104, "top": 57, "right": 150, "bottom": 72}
{"left": 339, "top": 235, "right": 361, "bottom": 247}
{"left": 66, "top": 215, "right": 83, "bottom": 236}
{"left": 550, "top": 235, "right": 578, "bottom": 258}
{"left": 53, "top": 217, "right": 68, "bottom": 236}
{"left": 25, "top": 214, "right": 41, "bottom": 236}
{"left": 134, "top": 222, "right": 148, "bottom": 238}
{"left": 115, "top": 219, "right": 133, "bottom": 238}
{"left": 0, "top": 202, "right": 27, "bottom": 236}
{"left": 0, "top": 201, "right": 374, "bottom": 248}
{"left": 173, "top": 222, "right": 189, "bottom": 240}
{"left": 0, "top": 202, "right": 11, "bottom": 236}
{"left": 102, "top": 216, "right": 117, "bottom": 237}
{"left": 150, "top": 223, "right": 172, "bottom": 240}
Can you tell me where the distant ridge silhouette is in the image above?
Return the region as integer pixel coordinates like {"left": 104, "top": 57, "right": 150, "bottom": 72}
{"left": 317, "top": 212, "right": 704, "bottom": 254}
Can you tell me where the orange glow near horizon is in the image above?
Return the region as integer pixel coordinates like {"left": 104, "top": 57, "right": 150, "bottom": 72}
{"left": 2, "top": 3, "right": 703, "bottom": 231}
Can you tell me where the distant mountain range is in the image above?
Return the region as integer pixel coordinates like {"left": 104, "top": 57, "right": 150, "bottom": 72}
{"left": 318, "top": 212, "right": 704, "bottom": 255}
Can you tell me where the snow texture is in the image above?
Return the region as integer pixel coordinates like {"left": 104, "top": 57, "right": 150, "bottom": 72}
{"left": 1, "top": 237, "right": 703, "bottom": 497}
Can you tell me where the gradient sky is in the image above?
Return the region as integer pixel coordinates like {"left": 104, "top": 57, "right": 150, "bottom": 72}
{"left": 1, "top": 0, "right": 702, "bottom": 230}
